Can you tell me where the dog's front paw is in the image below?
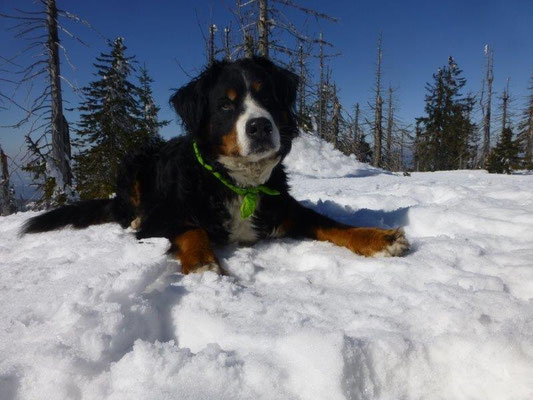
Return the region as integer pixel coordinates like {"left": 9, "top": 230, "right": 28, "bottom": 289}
{"left": 315, "top": 226, "right": 410, "bottom": 257}
{"left": 186, "top": 261, "right": 223, "bottom": 275}
{"left": 372, "top": 228, "right": 409, "bottom": 257}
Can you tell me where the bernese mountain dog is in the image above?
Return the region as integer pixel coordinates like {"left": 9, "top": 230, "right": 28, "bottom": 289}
{"left": 22, "top": 57, "right": 409, "bottom": 274}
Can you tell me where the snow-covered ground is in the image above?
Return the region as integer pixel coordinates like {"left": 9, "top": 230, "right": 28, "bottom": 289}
{"left": 1, "top": 133, "right": 533, "bottom": 400}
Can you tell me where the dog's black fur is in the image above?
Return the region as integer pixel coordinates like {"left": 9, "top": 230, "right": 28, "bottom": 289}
{"left": 22, "top": 57, "right": 408, "bottom": 273}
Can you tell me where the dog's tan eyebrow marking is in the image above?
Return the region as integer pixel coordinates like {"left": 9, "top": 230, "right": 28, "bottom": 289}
{"left": 227, "top": 88, "right": 238, "bottom": 101}
{"left": 252, "top": 81, "right": 262, "bottom": 92}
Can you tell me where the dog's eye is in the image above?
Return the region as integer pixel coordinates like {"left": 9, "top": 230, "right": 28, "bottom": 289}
{"left": 220, "top": 102, "right": 235, "bottom": 111}
{"left": 257, "top": 91, "right": 272, "bottom": 105}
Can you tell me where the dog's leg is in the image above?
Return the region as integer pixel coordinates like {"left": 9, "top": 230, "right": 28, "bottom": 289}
{"left": 311, "top": 225, "right": 409, "bottom": 257}
{"left": 170, "top": 228, "right": 223, "bottom": 274}
{"left": 281, "top": 199, "right": 409, "bottom": 257}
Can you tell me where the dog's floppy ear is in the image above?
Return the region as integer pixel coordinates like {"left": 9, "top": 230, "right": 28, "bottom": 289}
{"left": 170, "top": 61, "right": 227, "bottom": 136}
{"left": 252, "top": 56, "right": 299, "bottom": 108}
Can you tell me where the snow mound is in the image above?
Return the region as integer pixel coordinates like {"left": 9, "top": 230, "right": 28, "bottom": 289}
{"left": 283, "top": 132, "right": 382, "bottom": 178}
{"left": 1, "top": 134, "right": 533, "bottom": 400}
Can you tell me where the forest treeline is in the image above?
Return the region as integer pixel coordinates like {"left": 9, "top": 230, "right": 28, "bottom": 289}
{"left": 1, "top": 0, "right": 532, "bottom": 214}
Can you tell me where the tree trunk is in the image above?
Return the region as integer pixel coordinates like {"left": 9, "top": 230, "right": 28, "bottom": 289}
{"left": 244, "top": 34, "right": 254, "bottom": 58}
{"left": 46, "top": 0, "right": 72, "bottom": 188}
{"left": 399, "top": 129, "right": 405, "bottom": 171}
{"left": 332, "top": 84, "right": 340, "bottom": 148}
{"left": 208, "top": 24, "right": 217, "bottom": 65}
{"left": 353, "top": 103, "right": 360, "bottom": 158}
{"left": 501, "top": 78, "right": 510, "bottom": 134}
{"left": 224, "top": 26, "right": 231, "bottom": 61}
{"left": 318, "top": 32, "right": 325, "bottom": 139}
{"left": 414, "top": 122, "right": 421, "bottom": 172}
{"left": 257, "top": 0, "right": 269, "bottom": 58}
{"left": 385, "top": 85, "right": 393, "bottom": 169}
{"left": 372, "top": 33, "right": 383, "bottom": 168}
{"left": 297, "top": 44, "right": 306, "bottom": 124}
{"left": 373, "top": 95, "right": 383, "bottom": 167}
{"left": 482, "top": 45, "right": 493, "bottom": 167}
{"left": 1, "top": 148, "right": 15, "bottom": 216}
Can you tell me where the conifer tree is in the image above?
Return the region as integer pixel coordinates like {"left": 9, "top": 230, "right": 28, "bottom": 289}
{"left": 465, "top": 104, "right": 481, "bottom": 169}
{"left": 486, "top": 127, "right": 521, "bottom": 174}
{"left": 74, "top": 37, "right": 142, "bottom": 199}
{"left": 416, "top": 57, "right": 475, "bottom": 171}
{"left": 137, "top": 65, "right": 170, "bottom": 139}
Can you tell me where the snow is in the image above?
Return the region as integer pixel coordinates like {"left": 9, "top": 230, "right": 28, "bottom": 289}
{"left": 1, "top": 132, "right": 533, "bottom": 400}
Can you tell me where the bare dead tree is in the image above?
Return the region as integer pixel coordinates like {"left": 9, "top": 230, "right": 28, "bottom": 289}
{"left": 208, "top": 24, "right": 217, "bottom": 65}
{"left": 272, "top": 0, "right": 338, "bottom": 22}
{"left": 1, "top": 146, "right": 16, "bottom": 215}
{"left": 229, "top": 0, "right": 338, "bottom": 139}
{"left": 46, "top": 0, "right": 71, "bottom": 189}
{"left": 481, "top": 44, "right": 494, "bottom": 167}
{"left": 244, "top": 34, "right": 255, "bottom": 58}
{"left": 0, "top": 92, "right": 8, "bottom": 111}
{"left": 323, "top": 66, "right": 333, "bottom": 140}
{"left": 382, "top": 84, "right": 411, "bottom": 171}
{"left": 291, "top": 39, "right": 316, "bottom": 131}
{"left": 413, "top": 121, "right": 422, "bottom": 171}
{"left": 312, "top": 33, "right": 340, "bottom": 140}
{"left": 331, "top": 83, "right": 340, "bottom": 148}
{"left": 318, "top": 32, "right": 325, "bottom": 138}
{"left": 353, "top": 103, "right": 361, "bottom": 157}
{"left": 372, "top": 33, "right": 384, "bottom": 168}
{"left": 257, "top": 0, "right": 269, "bottom": 58}
{"left": 223, "top": 25, "right": 232, "bottom": 60}
{"left": 297, "top": 44, "right": 306, "bottom": 120}
{"left": 232, "top": 0, "right": 256, "bottom": 58}
{"left": 233, "top": 0, "right": 337, "bottom": 61}
{"left": 1, "top": 0, "right": 98, "bottom": 205}
{"left": 385, "top": 85, "right": 394, "bottom": 167}
{"left": 398, "top": 128, "right": 407, "bottom": 171}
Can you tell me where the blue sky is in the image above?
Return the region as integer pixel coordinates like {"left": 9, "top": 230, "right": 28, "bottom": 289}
{"left": 1, "top": 0, "right": 533, "bottom": 167}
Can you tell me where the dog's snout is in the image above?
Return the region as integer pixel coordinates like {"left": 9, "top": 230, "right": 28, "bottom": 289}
{"left": 245, "top": 117, "right": 273, "bottom": 138}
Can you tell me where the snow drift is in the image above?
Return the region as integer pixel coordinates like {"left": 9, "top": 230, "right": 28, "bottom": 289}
{"left": 1, "top": 132, "right": 533, "bottom": 400}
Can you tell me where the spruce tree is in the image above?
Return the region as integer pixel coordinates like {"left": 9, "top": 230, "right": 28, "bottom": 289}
{"left": 137, "top": 65, "right": 170, "bottom": 139}
{"left": 466, "top": 117, "right": 481, "bottom": 169}
{"left": 74, "top": 37, "right": 142, "bottom": 199}
{"left": 416, "top": 57, "right": 475, "bottom": 171}
{"left": 486, "top": 127, "right": 521, "bottom": 174}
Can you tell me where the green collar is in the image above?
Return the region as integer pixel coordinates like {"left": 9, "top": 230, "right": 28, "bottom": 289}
{"left": 192, "top": 141, "right": 280, "bottom": 219}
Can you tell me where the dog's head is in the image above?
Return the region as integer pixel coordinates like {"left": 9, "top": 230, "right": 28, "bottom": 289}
{"left": 170, "top": 57, "right": 299, "bottom": 181}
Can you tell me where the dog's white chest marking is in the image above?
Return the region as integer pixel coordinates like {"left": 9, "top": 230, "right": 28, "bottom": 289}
{"left": 224, "top": 197, "right": 258, "bottom": 244}
{"left": 217, "top": 154, "right": 281, "bottom": 187}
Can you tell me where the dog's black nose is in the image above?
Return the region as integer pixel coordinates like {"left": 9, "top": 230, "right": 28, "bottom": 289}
{"left": 246, "top": 117, "right": 273, "bottom": 138}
